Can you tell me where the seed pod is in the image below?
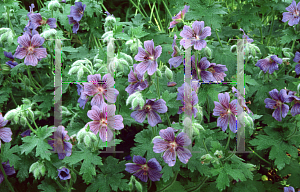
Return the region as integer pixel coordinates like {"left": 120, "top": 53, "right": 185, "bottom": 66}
{"left": 29, "top": 162, "right": 40, "bottom": 173}
{"left": 39, "top": 163, "right": 46, "bottom": 176}
{"left": 156, "top": 68, "right": 162, "bottom": 78}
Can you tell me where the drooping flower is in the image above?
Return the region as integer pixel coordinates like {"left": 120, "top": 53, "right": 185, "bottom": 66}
{"left": 293, "top": 51, "right": 300, "bottom": 75}
{"left": 284, "top": 186, "right": 295, "bottom": 192}
{"left": 134, "top": 40, "right": 162, "bottom": 76}
{"left": 153, "top": 127, "right": 192, "bottom": 167}
{"left": 82, "top": 74, "right": 119, "bottom": 109}
{"left": 191, "top": 56, "right": 216, "bottom": 81}
{"left": 76, "top": 83, "right": 89, "bottom": 109}
{"left": 24, "top": 4, "right": 35, "bottom": 31}
{"left": 28, "top": 13, "right": 57, "bottom": 29}
{"left": 239, "top": 28, "right": 253, "bottom": 43}
{"left": 0, "top": 161, "right": 15, "bottom": 184}
{"left": 168, "top": 34, "right": 184, "bottom": 69}
{"left": 180, "top": 21, "right": 211, "bottom": 51}
{"left": 282, "top": 0, "right": 300, "bottom": 26}
{"left": 0, "top": 112, "right": 13, "bottom": 148}
{"left": 3, "top": 51, "right": 18, "bottom": 68}
{"left": 125, "top": 64, "right": 149, "bottom": 95}
{"left": 48, "top": 126, "right": 72, "bottom": 160}
{"left": 283, "top": 89, "right": 300, "bottom": 116}
{"left": 125, "top": 155, "right": 162, "bottom": 182}
{"left": 85, "top": 103, "right": 124, "bottom": 142}
{"left": 177, "top": 88, "right": 198, "bottom": 118}
{"left": 213, "top": 92, "right": 241, "bottom": 133}
{"left": 264, "top": 89, "right": 289, "bottom": 121}
{"left": 130, "top": 99, "right": 167, "bottom": 127}
{"left": 232, "top": 87, "right": 253, "bottom": 115}
{"left": 70, "top": 2, "right": 86, "bottom": 22}
{"left": 57, "top": 167, "right": 71, "bottom": 180}
{"left": 67, "top": 15, "right": 80, "bottom": 34}
{"left": 168, "top": 5, "right": 190, "bottom": 29}
{"left": 255, "top": 55, "right": 282, "bottom": 74}
{"left": 20, "top": 129, "right": 31, "bottom": 137}
{"left": 13, "top": 33, "right": 47, "bottom": 66}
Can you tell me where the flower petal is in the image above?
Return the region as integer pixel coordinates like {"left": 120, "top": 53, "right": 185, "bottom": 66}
{"left": 159, "top": 127, "right": 175, "bottom": 142}
{"left": 176, "top": 146, "right": 192, "bottom": 164}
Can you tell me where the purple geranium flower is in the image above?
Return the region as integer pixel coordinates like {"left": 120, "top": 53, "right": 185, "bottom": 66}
{"left": 57, "top": 167, "right": 71, "bottom": 180}
{"left": 0, "top": 112, "right": 13, "bottom": 148}
{"left": 76, "top": 83, "right": 89, "bottom": 109}
{"left": 28, "top": 13, "right": 57, "bottom": 30}
{"left": 168, "top": 5, "right": 190, "bottom": 29}
{"left": 180, "top": 21, "right": 211, "bottom": 51}
{"left": 70, "top": 2, "right": 86, "bottom": 22}
{"left": 167, "top": 82, "right": 177, "bottom": 87}
{"left": 125, "top": 64, "right": 149, "bottom": 95}
{"left": 255, "top": 55, "right": 282, "bottom": 74}
{"left": 67, "top": 15, "right": 80, "bottom": 34}
{"left": 85, "top": 103, "right": 124, "bottom": 142}
{"left": 213, "top": 92, "right": 241, "bottom": 133}
{"left": 48, "top": 126, "right": 72, "bottom": 160}
{"left": 264, "top": 89, "right": 289, "bottom": 121}
{"left": 293, "top": 51, "right": 300, "bottom": 75}
{"left": 130, "top": 99, "right": 167, "bottom": 127}
{"left": 0, "top": 161, "right": 15, "bottom": 184}
{"left": 177, "top": 88, "right": 198, "bottom": 118}
{"left": 153, "top": 127, "right": 192, "bottom": 167}
{"left": 282, "top": 0, "right": 300, "bottom": 26}
{"left": 191, "top": 56, "right": 215, "bottom": 81}
{"left": 3, "top": 51, "right": 18, "bottom": 68}
{"left": 124, "top": 155, "right": 132, "bottom": 161}
{"left": 134, "top": 39, "right": 162, "bottom": 76}
{"left": 232, "top": 87, "right": 253, "bottom": 115}
{"left": 13, "top": 33, "right": 47, "bottom": 66}
{"left": 176, "top": 80, "right": 200, "bottom": 101}
{"left": 284, "top": 186, "right": 295, "bottom": 192}
{"left": 207, "top": 62, "right": 228, "bottom": 82}
{"left": 20, "top": 129, "right": 31, "bottom": 137}
{"left": 24, "top": 4, "right": 35, "bottom": 31}
{"left": 239, "top": 28, "right": 254, "bottom": 43}
{"left": 82, "top": 74, "right": 119, "bottom": 109}
{"left": 283, "top": 88, "right": 300, "bottom": 116}
{"left": 168, "top": 34, "right": 184, "bottom": 69}
{"left": 125, "top": 155, "right": 162, "bottom": 182}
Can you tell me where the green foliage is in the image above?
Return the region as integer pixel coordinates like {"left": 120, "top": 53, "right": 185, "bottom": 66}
{"left": 278, "top": 160, "right": 300, "bottom": 188}
{"left": 0, "top": 142, "right": 20, "bottom": 167}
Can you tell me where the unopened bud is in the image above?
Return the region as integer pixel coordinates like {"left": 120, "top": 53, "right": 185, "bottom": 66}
{"left": 200, "top": 154, "right": 213, "bottom": 164}
{"left": 214, "top": 150, "right": 223, "bottom": 158}
{"left": 165, "top": 67, "right": 173, "bottom": 81}
{"left": 156, "top": 68, "right": 162, "bottom": 78}
{"left": 135, "top": 180, "right": 143, "bottom": 192}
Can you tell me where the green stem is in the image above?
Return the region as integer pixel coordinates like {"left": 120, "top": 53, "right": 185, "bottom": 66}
{"left": 147, "top": 0, "right": 155, "bottom": 24}
{"left": 162, "top": 0, "right": 173, "bottom": 18}
{"left": 10, "top": 92, "right": 17, "bottom": 107}
{"left": 71, "top": 167, "right": 80, "bottom": 176}
{"left": 29, "top": 110, "right": 39, "bottom": 129}
{"left": 267, "top": 8, "right": 274, "bottom": 46}
{"left": 100, "top": 3, "right": 108, "bottom": 12}
{"left": 129, "top": 0, "right": 147, "bottom": 18}
{"left": 277, "top": 64, "right": 285, "bottom": 75}
{"left": 33, "top": 67, "right": 43, "bottom": 86}
{"left": 215, "top": 29, "right": 223, "bottom": 48}
{"left": 221, "top": 148, "right": 236, "bottom": 162}
{"left": 157, "top": 171, "right": 178, "bottom": 192}
{"left": 203, "top": 139, "right": 209, "bottom": 153}
{"left": 17, "top": 76, "right": 37, "bottom": 95}
{"left": 187, "top": 176, "right": 209, "bottom": 192}
{"left": 248, "top": 147, "right": 272, "bottom": 165}
{"left": 25, "top": 118, "right": 37, "bottom": 135}
{"left": 6, "top": 5, "right": 15, "bottom": 35}
{"left": 139, "top": 0, "right": 149, "bottom": 18}
{"left": 27, "top": 66, "right": 42, "bottom": 90}
{"left": 148, "top": 179, "right": 152, "bottom": 191}
{"left": 225, "top": 130, "right": 231, "bottom": 150}
{"left": 0, "top": 144, "right": 15, "bottom": 192}
{"left": 291, "top": 39, "right": 296, "bottom": 52}
{"left": 54, "top": 179, "right": 67, "bottom": 190}
{"left": 154, "top": 3, "right": 164, "bottom": 32}
{"left": 259, "top": 26, "right": 263, "bottom": 44}
{"left": 285, "top": 126, "right": 298, "bottom": 140}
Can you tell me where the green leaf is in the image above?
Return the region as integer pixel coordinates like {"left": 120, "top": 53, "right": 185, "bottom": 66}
{"left": 161, "top": 90, "right": 177, "bottom": 108}
{"left": 16, "top": 154, "right": 33, "bottom": 182}
{"left": 10, "top": 63, "right": 26, "bottom": 77}
{"left": 20, "top": 125, "right": 55, "bottom": 161}
{"left": 37, "top": 178, "right": 58, "bottom": 192}
{"left": 0, "top": 86, "right": 11, "bottom": 104}
{"left": 0, "top": 142, "right": 20, "bottom": 167}
{"left": 215, "top": 168, "right": 230, "bottom": 191}
{"left": 114, "top": 32, "right": 131, "bottom": 40}
{"left": 278, "top": 159, "right": 300, "bottom": 188}
{"left": 131, "top": 26, "right": 149, "bottom": 38}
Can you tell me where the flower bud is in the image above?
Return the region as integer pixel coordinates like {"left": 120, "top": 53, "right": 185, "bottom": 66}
{"left": 126, "top": 91, "right": 142, "bottom": 106}
{"left": 204, "top": 46, "right": 212, "bottom": 59}
{"left": 214, "top": 150, "right": 223, "bottom": 158}
{"left": 13, "top": 114, "right": 20, "bottom": 124}
{"left": 156, "top": 68, "right": 162, "bottom": 78}
{"left": 77, "top": 68, "right": 84, "bottom": 80}
{"left": 200, "top": 154, "right": 213, "bottom": 164}
{"left": 30, "top": 161, "right": 45, "bottom": 180}
{"left": 77, "top": 127, "right": 97, "bottom": 148}
{"left": 135, "top": 180, "right": 143, "bottom": 192}
{"left": 0, "top": 31, "right": 9, "bottom": 43}
{"left": 193, "top": 125, "right": 200, "bottom": 137}
{"left": 194, "top": 104, "right": 203, "bottom": 122}
{"left": 165, "top": 67, "right": 173, "bottom": 81}
{"left": 20, "top": 116, "right": 27, "bottom": 126}
{"left": 0, "top": 64, "right": 10, "bottom": 73}
{"left": 128, "top": 181, "right": 134, "bottom": 191}
{"left": 3, "top": 109, "right": 18, "bottom": 121}
{"left": 62, "top": 106, "right": 72, "bottom": 116}
{"left": 48, "top": 0, "right": 61, "bottom": 11}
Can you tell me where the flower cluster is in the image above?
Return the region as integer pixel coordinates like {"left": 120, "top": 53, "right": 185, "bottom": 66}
{"left": 68, "top": 2, "right": 86, "bottom": 34}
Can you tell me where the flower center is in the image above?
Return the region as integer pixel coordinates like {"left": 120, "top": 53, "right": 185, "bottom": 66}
{"left": 274, "top": 100, "right": 282, "bottom": 109}
{"left": 141, "top": 165, "right": 148, "bottom": 175}
{"left": 27, "top": 46, "right": 34, "bottom": 53}
{"left": 97, "top": 86, "right": 105, "bottom": 94}
{"left": 144, "top": 105, "right": 151, "bottom": 112}
{"left": 100, "top": 118, "right": 107, "bottom": 125}
{"left": 79, "top": 11, "right": 84, "bottom": 15}
{"left": 40, "top": 19, "right": 47, "bottom": 25}
{"left": 294, "top": 10, "right": 299, "bottom": 17}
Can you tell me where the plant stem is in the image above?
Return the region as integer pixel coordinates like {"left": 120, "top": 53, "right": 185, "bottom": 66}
{"left": 248, "top": 147, "right": 272, "bottom": 165}
{"left": 203, "top": 139, "right": 209, "bottom": 153}
{"left": 215, "top": 29, "right": 223, "bottom": 48}
{"left": 154, "top": 3, "right": 164, "bottom": 32}
{"left": 291, "top": 39, "right": 296, "bottom": 52}
{"left": 33, "top": 66, "right": 43, "bottom": 86}
{"left": 54, "top": 179, "right": 67, "bottom": 190}
{"left": 10, "top": 92, "right": 17, "bottom": 107}
{"left": 225, "top": 130, "right": 231, "bottom": 150}
{"left": 187, "top": 176, "right": 209, "bottom": 192}
{"left": 259, "top": 26, "right": 263, "bottom": 44}
{"left": 25, "top": 119, "right": 37, "bottom": 135}
{"left": 162, "top": 0, "right": 173, "bottom": 18}
{"left": 139, "top": 0, "right": 149, "bottom": 18}
{"left": 17, "top": 76, "right": 37, "bottom": 95}
{"left": 129, "top": 0, "right": 147, "bottom": 18}
{"left": 5, "top": 5, "right": 15, "bottom": 35}
{"left": 27, "top": 66, "right": 42, "bottom": 90}
{"left": 267, "top": 8, "right": 274, "bottom": 46}
{"left": 157, "top": 171, "right": 178, "bottom": 192}
{"left": 29, "top": 110, "right": 39, "bottom": 129}
{"left": 148, "top": 179, "right": 152, "bottom": 191}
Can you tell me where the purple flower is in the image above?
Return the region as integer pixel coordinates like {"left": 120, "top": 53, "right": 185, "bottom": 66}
{"left": 284, "top": 89, "right": 300, "bottom": 116}
{"left": 82, "top": 74, "right": 119, "bottom": 109}
{"left": 57, "top": 167, "right": 71, "bottom": 180}
{"left": 177, "top": 88, "right": 198, "bottom": 118}
{"left": 191, "top": 56, "right": 215, "bottom": 81}
{"left": 213, "top": 92, "right": 241, "bottom": 133}
{"left": 76, "top": 83, "right": 89, "bottom": 109}
{"left": 284, "top": 186, "right": 295, "bottom": 192}
{"left": 134, "top": 39, "right": 162, "bottom": 76}
{"left": 3, "top": 51, "right": 18, "bottom": 68}
{"left": 168, "top": 5, "right": 190, "bottom": 29}
{"left": 293, "top": 51, "right": 300, "bottom": 75}
{"left": 282, "top": 0, "right": 300, "bottom": 26}
{"left": 85, "top": 103, "right": 124, "bottom": 142}
{"left": 28, "top": 13, "right": 57, "bottom": 29}
{"left": 60, "top": 0, "right": 66, "bottom": 3}
{"left": 48, "top": 126, "right": 72, "bottom": 160}
{"left": 67, "top": 15, "right": 80, "bottom": 34}
{"left": 130, "top": 99, "right": 167, "bottom": 127}
{"left": 124, "top": 155, "right": 132, "bottom": 161}
{"left": 20, "top": 129, "right": 31, "bottom": 137}
{"left": 125, "top": 64, "right": 149, "bottom": 95}
{"left": 0, "top": 112, "right": 13, "bottom": 148}
{"left": 255, "top": 55, "right": 282, "bottom": 74}
{"left": 125, "top": 155, "right": 162, "bottom": 182}
{"left": 176, "top": 80, "right": 200, "bottom": 101}
{"left": 167, "top": 82, "right": 177, "bottom": 87}
{"left": 180, "top": 21, "right": 211, "bottom": 51}
{"left": 168, "top": 34, "right": 184, "bottom": 69}
{"left": 105, "top": 11, "right": 114, "bottom": 17}
{"left": 70, "top": 2, "right": 86, "bottom": 22}
{"left": 153, "top": 127, "right": 192, "bottom": 167}
{"left": 232, "top": 87, "right": 253, "bottom": 115}
{"left": 239, "top": 28, "right": 253, "bottom": 43}
{"left": 264, "top": 89, "right": 289, "bottom": 121}
{"left": 207, "top": 62, "right": 228, "bottom": 81}
{"left": 24, "top": 4, "right": 35, "bottom": 31}
{"left": 13, "top": 33, "right": 47, "bottom": 66}
{"left": 0, "top": 161, "right": 15, "bottom": 184}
